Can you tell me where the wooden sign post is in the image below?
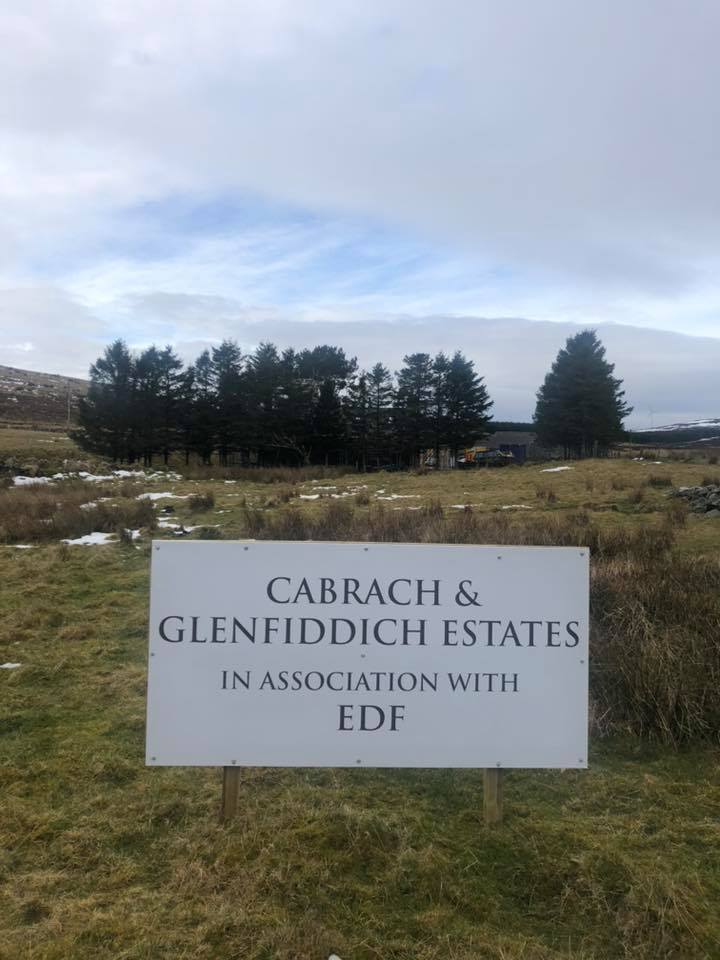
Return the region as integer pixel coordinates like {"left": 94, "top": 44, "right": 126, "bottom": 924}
{"left": 220, "top": 766, "right": 241, "bottom": 822}
{"left": 483, "top": 768, "right": 504, "bottom": 824}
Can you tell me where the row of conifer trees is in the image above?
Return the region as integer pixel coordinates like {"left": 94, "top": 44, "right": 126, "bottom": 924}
{"left": 74, "top": 329, "right": 631, "bottom": 467}
{"left": 74, "top": 339, "right": 494, "bottom": 467}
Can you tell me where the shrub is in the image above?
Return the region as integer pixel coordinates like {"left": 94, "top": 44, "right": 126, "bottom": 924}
{"left": 277, "top": 485, "right": 298, "bottom": 503}
{"left": 627, "top": 485, "right": 646, "bottom": 505}
{"left": 188, "top": 491, "right": 215, "bottom": 511}
{"left": 193, "top": 526, "right": 223, "bottom": 539}
{"left": 662, "top": 499, "right": 688, "bottom": 529}
{"left": 647, "top": 474, "right": 673, "bottom": 488}
{"left": 534, "top": 485, "right": 557, "bottom": 503}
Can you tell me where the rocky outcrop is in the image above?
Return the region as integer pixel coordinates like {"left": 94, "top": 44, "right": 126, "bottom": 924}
{"left": 672, "top": 484, "right": 720, "bottom": 517}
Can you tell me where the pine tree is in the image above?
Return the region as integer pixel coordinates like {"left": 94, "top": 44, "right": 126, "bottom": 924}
{"left": 74, "top": 339, "right": 136, "bottom": 462}
{"left": 188, "top": 350, "right": 217, "bottom": 464}
{"left": 156, "top": 345, "right": 185, "bottom": 465}
{"left": 429, "top": 352, "right": 451, "bottom": 466}
{"left": 534, "top": 330, "right": 632, "bottom": 456}
{"left": 313, "top": 379, "right": 347, "bottom": 465}
{"left": 444, "top": 351, "right": 493, "bottom": 462}
{"left": 211, "top": 340, "right": 244, "bottom": 465}
{"left": 273, "top": 348, "right": 314, "bottom": 465}
{"left": 246, "top": 342, "right": 283, "bottom": 456}
{"left": 347, "top": 372, "right": 371, "bottom": 470}
{"left": 367, "top": 362, "right": 394, "bottom": 465}
{"left": 395, "top": 353, "right": 433, "bottom": 466}
{"left": 134, "top": 345, "right": 163, "bottom": 466}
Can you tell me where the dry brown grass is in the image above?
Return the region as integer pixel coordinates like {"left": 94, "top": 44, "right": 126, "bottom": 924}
{"left": 591, "top": 554, "right": 720, "bottom": 743}
{"left": 0, "top": 482, "right": 156, "bottom": 543}
{"left": 241, "top": 499, "right": 675, "bottom": 559}
{"left": 627, "top": 484, "right": 647, "bottom": 505}
{"left": 179, "top": 463, "right": 350, "bottom": 483}
{"left": 647, "top": 473, "right": 673, "bottom": 488}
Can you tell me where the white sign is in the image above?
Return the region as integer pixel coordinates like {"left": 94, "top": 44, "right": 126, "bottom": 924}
{"left": 146, "top": 541, "right": 589, "bottom": 768}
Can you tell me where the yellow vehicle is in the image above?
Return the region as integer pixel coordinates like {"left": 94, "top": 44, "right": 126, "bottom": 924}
{"left": 459, "top": 446, "right": 515, "bottom": 467}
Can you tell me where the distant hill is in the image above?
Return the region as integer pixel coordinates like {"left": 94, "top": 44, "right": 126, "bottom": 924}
{"left": 0, "top": 365, "right": 88, "bottom": 430}
{"left": 627, "top": 419, "right": 720, "bottom": 446}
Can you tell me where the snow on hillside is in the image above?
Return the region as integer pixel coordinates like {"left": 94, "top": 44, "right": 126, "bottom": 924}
{"left": 0, "top": 364, "right": 88, "bottom": 427}
{"left": 635, "top": 418, "right": 720, "bottom": 433}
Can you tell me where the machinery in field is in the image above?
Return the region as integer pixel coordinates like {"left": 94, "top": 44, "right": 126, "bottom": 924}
{"left": 420, "top": 445, "right": 516, "bottom": 469}
{"left": 458, "top": 445, "right": 515, "bottom": 468}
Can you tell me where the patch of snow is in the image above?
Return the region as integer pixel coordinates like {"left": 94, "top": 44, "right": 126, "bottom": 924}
{"left": 299, "top": 494, "right": 320, "bottom": 500}
{"left": 12, "top": 476, "right": 53, "bottom": 486}
{"left": 62, "top": 532, "right": 115, "bottom": 546}
{"left": 74, "top": 472, "right": 113, "bottom": 481}
{"left": 540, "top": 466, "right": 573, "bottom": 473}
{"left": 172, "top": 524, "right": 220, "bottom": 535}
{"left": 635, "top": 418, "right": 720, "bottom": 432}
{"left": 126, "top": 529, "right": 142, "bottom": 540}
{"left": 224, "top": 480, "right": 237, "bottom": 484}
{"left": 56, "top": 469, "right": 186, "bottom": 483}
{"left": 137, "top": 491, "right": 191, "bottom": 501}
{"left": 158, "top": 520, "right": 182, "bottom": 529}
{"left": 501, "top": 504, "right": 532, "bottom": 510}
{"left": 376, "top": 494, "right": 421, "bottom": 500}
{"left": 115, "top": 469, "right": 183, "bottom": 482}
{"left": 450, "top": 504, "right": 474, "bottom": 509}
{"left": 11, "top": 544, "right": 35, "bottom": 549}
{"left": 1, "top": 662, "right": 21, "bottom": 669}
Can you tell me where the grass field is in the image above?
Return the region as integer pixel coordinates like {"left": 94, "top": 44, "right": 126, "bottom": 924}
{"left": 1, "top": 428, "right": 719, "bottom": 959}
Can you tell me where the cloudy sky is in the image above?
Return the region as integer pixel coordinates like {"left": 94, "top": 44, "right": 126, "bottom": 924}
{"left": 1, "top": 1, "right": 719, "bottom": 427}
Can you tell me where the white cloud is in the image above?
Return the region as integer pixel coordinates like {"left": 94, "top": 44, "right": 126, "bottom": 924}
{"left": 0, "top": 1, "right": 719, "bottom": 424}
{"left": 1, "top": 1, "right": 720, "bottom": 311}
